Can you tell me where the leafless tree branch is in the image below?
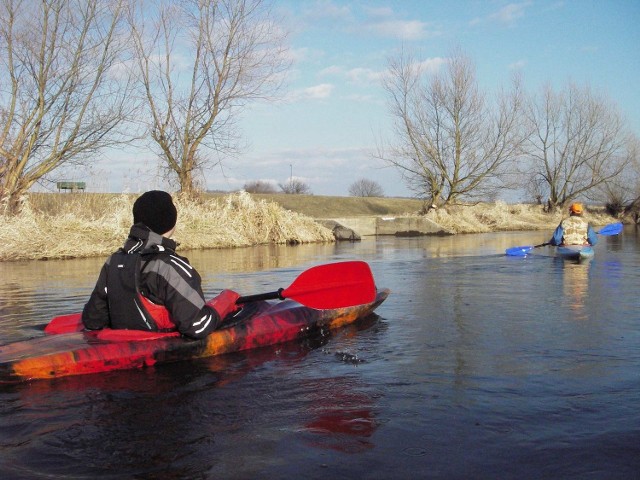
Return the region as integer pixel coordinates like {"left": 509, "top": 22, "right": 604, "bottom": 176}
{"left": 128, "top": 0, "right": 290, "bottom": 196}
{"left": 376, "top": 48, "right": 525, "bottom": 207}
{"left": 523, "top": 82, "right": 635, "bottom": 210}
{"left": 0, "top": 0, "right": 136, "bottom": 214}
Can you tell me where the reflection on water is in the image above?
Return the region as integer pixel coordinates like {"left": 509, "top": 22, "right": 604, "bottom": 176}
{"left": 1, "top": 326, "right": 380, "bottom": 479}
{"left": 0, "top": 242, "right": 359, "bottom": 339}
{"left": 1, "top": 227, "right": 640, "bottom": 478}
{"left": 303, "top": 377, "right": 377, "bottom": 454}
{"left": 560, "top": 259, "right": 591, "bottom": 320}
{"left": 0, "top": 257, "right": 99, "bottom": 336}
{"left": 0, "top": 230, "right": 552, "bottom": 333}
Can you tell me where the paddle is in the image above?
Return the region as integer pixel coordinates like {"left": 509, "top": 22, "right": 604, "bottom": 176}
{"left": 505, "top": 242, "right": 551, "bottom": 257}
{"left": 596, "top": 222, "right": 623, "bottom": 235}
{"left": 237, "top": 260, "right": 377, "bottom": 309}
{"left": 505, "top": 222, "right": 624, "bottom": 257}
{"left": 44, "top": 261, "right": 377, "bottom": 334}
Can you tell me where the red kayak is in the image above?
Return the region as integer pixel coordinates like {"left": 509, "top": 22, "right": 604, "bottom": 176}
{"left": 0, "top": 290, "right": 388, "bottom": 384}
{"left": 0, "top": 262, "right": 389, "bottom": 384}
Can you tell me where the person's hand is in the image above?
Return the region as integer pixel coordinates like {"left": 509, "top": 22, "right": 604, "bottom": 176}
{"left": 206, "top": 289, "right": 240, "bottom": 320}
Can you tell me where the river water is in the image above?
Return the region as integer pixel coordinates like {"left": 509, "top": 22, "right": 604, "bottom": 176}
{"left": 0, "top": 228, "right": 639, "bottom": 479}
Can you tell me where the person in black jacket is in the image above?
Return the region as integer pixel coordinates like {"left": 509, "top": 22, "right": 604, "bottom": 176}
{"left": 82, "top": 190, "right": 239, "bottom": 339}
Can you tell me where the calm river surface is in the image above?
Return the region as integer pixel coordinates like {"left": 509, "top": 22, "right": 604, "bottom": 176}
{"left": 1, "top": 228, "right": 639, "bottom": 479}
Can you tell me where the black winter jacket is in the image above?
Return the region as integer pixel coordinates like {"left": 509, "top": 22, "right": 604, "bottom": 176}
{"left": 81, "top": 224, "right": 223, "bottom": 339}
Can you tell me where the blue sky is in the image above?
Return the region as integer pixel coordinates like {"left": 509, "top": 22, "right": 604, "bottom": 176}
{"left": 91, "top": 0, "right": 640, "bottom": 199}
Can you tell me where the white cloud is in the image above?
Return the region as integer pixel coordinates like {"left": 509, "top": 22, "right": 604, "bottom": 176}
{"left": 508, "top": 59, "right": 527, "bottom": 70}
{"left": 298, "top": 2, "right": 438, "bottom": 42}
{"left": 245, "top": 146, "right": 367, "bottom": 167}
{"left": 363, "top": 19, "right": 436, "bottom": 41}
{"left": 304, "top": 83, "right": 334, "bottom": 99}
{"left": 233, "top": 146, "right": 406, "bottom": 196}
{"left": 287, "top": 83, "right": 334, "bottom": 101}
{"left": 491, "top": 2, "right": 530, "bottom": 24}
{"left": 320, "top": 65, "right": 386, "bottom": 86}
{"left": 417, "top": 57, "right": 447, "bottom": 75}
{"left": 319, "top": 65, "right": 344, "bottom": 76}
{"left": 345, "top": 67, "right": 385, "bottom": 85}
{"left": 375, "top": 56, "right": 446, "bottom": 86}
{"left": 471, "top": 1, "right": 532, "bottom": 27}
{"left": 287, "top": 47, "right": 311, "bottom": 63}
{"left": 343, "top": 93, "right": 380, "bottom": 104}
{"left": 363, "top": 6, "right": 395, "bottom": 19}
{"left": 304, "top": 0, "right": 351, "bottom": 21}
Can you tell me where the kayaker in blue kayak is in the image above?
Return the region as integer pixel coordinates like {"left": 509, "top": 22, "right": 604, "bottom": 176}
{"left": 82, "top": 190, "right": 240, "bottom": 338}
{"left": 549, "top": 202, "right": 598, "bottom": 246}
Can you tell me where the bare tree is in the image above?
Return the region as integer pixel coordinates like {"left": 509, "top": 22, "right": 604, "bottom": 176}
{"left": 523, "top": 172, "right": 547, "bottom": 205}
{"left": 588, "top": 136, "right": 640, "bottom": 216}
{"left": 523, "top": 82, "right": 634, "bottom": 211}
{"left": 377, "top": 49, "right": 525, "bottom": 207}
{"left": 349, "top": 178, "right": 384, "bottom": 197}
{"left": 0, "top": 0, "right": 134, "bottom": 214}
{"left": 279, "top": 178, "right": 311, "bottom": 194}
{"left": 128, "top": 0, "right": 289, "bottom": 196}
{"left": 244, "top": 179, "right": 276, "bottom": 193}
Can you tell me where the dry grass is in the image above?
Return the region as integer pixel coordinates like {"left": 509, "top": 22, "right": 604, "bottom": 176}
{"left": 0, "top": 192, "right": 334, "bottom": 261}
{"left": 0, "top": 193, "right": 620, "bottom": 261}
{"left": 246, "top": 193, "right": 426, "bottom": 218}
{"left": 177, "top": 192, "right": 334, "bottom": 248}
{"left": 425, "top": 201, "right": 616, "bottom": 234}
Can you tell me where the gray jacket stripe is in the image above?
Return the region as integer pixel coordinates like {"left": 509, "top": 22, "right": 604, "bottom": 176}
{"left": 147, "top": 258, "right": 205, "bottom": 309}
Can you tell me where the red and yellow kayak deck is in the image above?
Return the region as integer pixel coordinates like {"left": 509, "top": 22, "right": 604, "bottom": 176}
{"left": 0, "top": 289, "right": 389, "bottom": 384}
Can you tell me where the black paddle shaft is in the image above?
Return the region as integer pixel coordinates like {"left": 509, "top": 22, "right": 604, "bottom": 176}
{"left": 237, "top": 288, "right": 284, "bottom": 304}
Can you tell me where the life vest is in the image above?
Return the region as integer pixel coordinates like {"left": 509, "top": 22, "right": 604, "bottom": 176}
{"left": 560, "top": 216, "right": 589, "bottom": 245}
{"left": 106, "top": 250, "right": 175, "bottom": 331}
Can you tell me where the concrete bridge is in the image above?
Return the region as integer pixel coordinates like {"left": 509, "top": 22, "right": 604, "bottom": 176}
{"left": 317, "top": 216, "right": 452, "bottom": 240}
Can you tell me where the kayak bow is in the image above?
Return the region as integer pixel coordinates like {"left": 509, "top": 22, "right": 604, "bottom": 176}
{"left": 555, "top": 245, "right": 594, "bottom": 261}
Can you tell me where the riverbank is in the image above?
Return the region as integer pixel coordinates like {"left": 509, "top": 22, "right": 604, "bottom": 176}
{"left": 0, "top": 192, "right": 333, "bottom": 261}
{"left": 213, "top": 192, "right": 618, "bottom": 234}
{"left": 0, "top": 192, "right": 620, "bottom": 261}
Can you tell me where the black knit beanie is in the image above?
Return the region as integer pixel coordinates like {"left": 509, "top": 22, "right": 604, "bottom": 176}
{"left": 132, "top": 190, "right": 177, "bottom": 235}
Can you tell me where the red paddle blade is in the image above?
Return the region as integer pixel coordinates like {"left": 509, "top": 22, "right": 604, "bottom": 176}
{"left": 281, "top": 261, "right": 376, "bottom": 309}
{"left": 44, "top": 313, "right": 83, "bottom": 334}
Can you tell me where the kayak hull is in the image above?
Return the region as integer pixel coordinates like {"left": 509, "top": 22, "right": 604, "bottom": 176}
{"left": 556, "top": 245, "right": 594, "bottom": 261}
{"left": 0, "top": 289, "right": 389, "bottom": 384}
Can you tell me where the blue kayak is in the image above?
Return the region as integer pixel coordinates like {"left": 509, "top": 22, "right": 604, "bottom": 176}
{"left": 555, "top": 245, "right": 594, "bottom": 261}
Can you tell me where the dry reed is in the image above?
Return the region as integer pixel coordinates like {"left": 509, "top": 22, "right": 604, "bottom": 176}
{"left": 0, "top": 194, "right": 619, "bottom": 262}
{"left": 426, "top": 201, "right": 615, "bottom": 234}
{"left": 0, "top": 192, "right": 334, "bottom": 261}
